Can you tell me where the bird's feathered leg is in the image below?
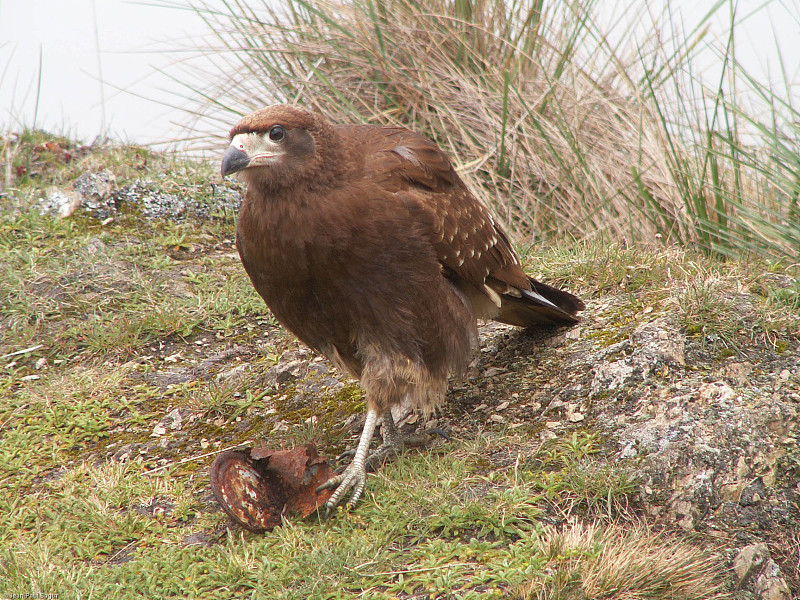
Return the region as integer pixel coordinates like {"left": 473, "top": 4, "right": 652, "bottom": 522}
{"left": 317, "top": 408, "right": 379, "bottom": 511}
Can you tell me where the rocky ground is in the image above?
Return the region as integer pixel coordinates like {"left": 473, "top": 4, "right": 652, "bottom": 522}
{"left": 193, "top": 306, "right": 799, "bottom": 598}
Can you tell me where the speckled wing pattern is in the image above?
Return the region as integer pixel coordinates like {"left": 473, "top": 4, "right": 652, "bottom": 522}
{"left": 352, "top": 125, "right": 531, "bottom": 299}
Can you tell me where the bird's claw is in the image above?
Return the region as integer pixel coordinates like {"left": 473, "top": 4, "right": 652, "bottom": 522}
{"left": 426, "top": 427, "right": 451, "bottom": 441}
{"left": 336, "top": 448, "right": 356, "bottom": 462}
{"left": 316, "top": 464, "right": 367, "bottom": 513}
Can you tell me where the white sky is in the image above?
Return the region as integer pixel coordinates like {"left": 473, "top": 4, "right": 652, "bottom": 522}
{"left": 0, "top": 0, "right": 211, "bottom": 145}
{"left": 1, "top": 0, "right": 798, "bottom": 147}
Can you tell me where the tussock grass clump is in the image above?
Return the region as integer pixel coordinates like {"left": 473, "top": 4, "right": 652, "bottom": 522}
{"left": 518, "top": 522, "right": 730, "bottom": 599}
{"left": 184, "top": 0, "right": 799, "bottom": 259}
{"left": 188, "top": 0, "right": 677, "bottom": 243}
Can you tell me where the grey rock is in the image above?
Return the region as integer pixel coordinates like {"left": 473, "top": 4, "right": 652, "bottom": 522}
{"left": 38, "top": 187, "right": 81, "bottom": 217}
{"left": 631, "top": 317, "right": 686, "bottom": 367}
{"left": 590, "top": 317, "right": 685, "bottom": 394}
{"left": 268, "top": 359, "right": 305, "bottom": 386}
{"left": 734, "top": 544, "right": 769, "bottom": 588}
{"left": 182, "top": 531, "right": 217, "bottom": 547}
{"left": 74, "top": 170, "right": 117, "bottom": 218}
{"left": 732, "top": 543, "right": 791, "bottom": 600}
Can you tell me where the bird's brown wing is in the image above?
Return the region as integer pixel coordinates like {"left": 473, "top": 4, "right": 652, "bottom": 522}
{"left": 350, "top": 126, "right": 525, "bottom": 288}
{"left": 344, "top": 124, "right": 584, "bottom": 325}
{"left": 347, "top": 126, "right": 583, "bottom": 327}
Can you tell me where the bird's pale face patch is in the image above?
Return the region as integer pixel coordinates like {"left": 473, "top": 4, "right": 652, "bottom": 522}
{"left": 222, "top": 132, "right": 286, "bottom": 177}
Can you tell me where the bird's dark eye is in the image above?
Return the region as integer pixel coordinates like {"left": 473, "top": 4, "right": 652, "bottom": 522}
{"left": 268, "top": 125, "right": 286, "bottom": 142}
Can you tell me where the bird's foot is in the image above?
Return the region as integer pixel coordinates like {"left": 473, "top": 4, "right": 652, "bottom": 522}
{"left": 316, "top": 460, "right": 368, "bottom": 512}
{"left": 315, "top": 411, "right": 450, "bottom": 513}
{"left": 316, "top": 409, "right": 379, "bottom": 513}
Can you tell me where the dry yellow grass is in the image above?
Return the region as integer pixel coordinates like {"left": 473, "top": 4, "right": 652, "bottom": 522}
{"left": 519, "top": 521, "right": 730, "bottom": 599}
{"left": 189, "top": 0, "right": 680, "bottom": 243}
{"left": 181, "top": 0, "right": 798, "bottom": 259}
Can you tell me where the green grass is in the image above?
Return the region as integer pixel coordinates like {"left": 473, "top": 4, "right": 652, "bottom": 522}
{"left": 524, "top": 240, "right": 800, "bottom": 356}
{"left": 0, "top": 430, "right": 725, "bottom": 599}
{"left": 0, "top": 195, "right": 261, "bottom": 365}
{"left": 3, "top": 2, "right": 800, "bottom": 595}
{"left": 0, "top": 134, "right": 751, "bottom": 597}
{"left": 5, "top": 0, "right": 800, "bottom": 591}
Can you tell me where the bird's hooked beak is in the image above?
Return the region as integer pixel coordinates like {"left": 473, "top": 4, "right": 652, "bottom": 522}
{"left": 222, "top": 131, "right": 286, "bottom": 177}
{"left": 221, "top": 145, "right": 252, "bottom": 177}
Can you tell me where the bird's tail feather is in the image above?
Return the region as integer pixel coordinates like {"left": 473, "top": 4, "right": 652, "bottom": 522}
{"left": 495, "top": 277, "right": 584, "bottom": 327}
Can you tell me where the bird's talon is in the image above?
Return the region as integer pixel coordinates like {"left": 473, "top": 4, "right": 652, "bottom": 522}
{"left": 427, "top": 427, "right": 451, "bottom": 441}
{"left": 315, "top": 474, "right": 343, "bottom": 494}
{"left": 336, "top": 448, "right": 356, "bottom": 462}
{"left": 319, "top": 464, "right": 367, "bottom": 512}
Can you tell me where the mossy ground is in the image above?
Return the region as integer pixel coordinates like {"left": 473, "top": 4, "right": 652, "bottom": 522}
{"left": 2, "top": 133, "right": 798, "bottom": 598}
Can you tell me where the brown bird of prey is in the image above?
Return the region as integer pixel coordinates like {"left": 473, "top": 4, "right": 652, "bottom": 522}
{"left": 221, "top": 105, "right": 584, "bottom": 511}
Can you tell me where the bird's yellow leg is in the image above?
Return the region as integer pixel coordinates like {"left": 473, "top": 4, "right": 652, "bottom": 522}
{"left": 317, "top": 408, "right": 379, "bottom": 511}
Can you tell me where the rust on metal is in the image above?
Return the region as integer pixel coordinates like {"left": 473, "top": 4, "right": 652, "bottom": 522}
{"left": 210, "top": 444, "right": 335, "bottom": 533}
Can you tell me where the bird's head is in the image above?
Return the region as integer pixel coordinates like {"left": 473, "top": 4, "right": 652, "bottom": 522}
{"left": 222, "top": 105, "right": 338, "bottom": 190}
